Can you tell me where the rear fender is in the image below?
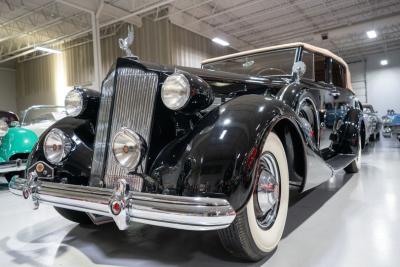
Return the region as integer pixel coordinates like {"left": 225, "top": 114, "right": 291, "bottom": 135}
{"left": 333, "top": 107, "right": 362, "bottom": 154}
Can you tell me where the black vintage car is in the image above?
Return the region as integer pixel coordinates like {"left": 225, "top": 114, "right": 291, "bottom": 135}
{"left": 10, "top": 42, "right": 363, "bottom": 261}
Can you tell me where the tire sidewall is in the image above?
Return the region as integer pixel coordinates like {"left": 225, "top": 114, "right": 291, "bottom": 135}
{"left": 246, "top": 132, "right": 289, "bottom": 252}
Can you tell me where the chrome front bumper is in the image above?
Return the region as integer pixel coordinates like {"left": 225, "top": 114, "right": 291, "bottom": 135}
{"left": 0, "top": 159, "right": 26, "bottom": 174}
{"left": 9, "top": 176, "right": 236, "bottom": 231}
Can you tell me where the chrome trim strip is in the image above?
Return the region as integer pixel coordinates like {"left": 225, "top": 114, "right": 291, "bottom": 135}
{"left": 90, "top": 71, "right": 116, "bottom": 186}
{"left": 9, "top": 178, "right": 236, "bottom": 231}
{"left": 0, "top": 160, "right": 26, "bottom": 173}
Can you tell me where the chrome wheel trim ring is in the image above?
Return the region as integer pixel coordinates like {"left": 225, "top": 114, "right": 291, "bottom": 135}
{"left": 254, "top": 152, "right": 281, "bottom": 230}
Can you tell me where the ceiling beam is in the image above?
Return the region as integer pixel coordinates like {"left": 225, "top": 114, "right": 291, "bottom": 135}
{"left": 154, "top": 0, "right": 213, "bottom": 21}
{"left": 186, "top": 0, "right": 265, "bottom": 25}
{"left": 170, "top": 9, "right": 252, "bottom": 50}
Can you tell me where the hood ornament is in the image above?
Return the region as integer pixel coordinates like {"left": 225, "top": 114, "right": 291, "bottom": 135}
{"left": 119, "top": 25, "right": 137, "bottom": 59}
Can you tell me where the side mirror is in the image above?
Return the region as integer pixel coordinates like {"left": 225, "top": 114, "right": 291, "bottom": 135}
{"left": 292, "top": 61, "right": 306, "bottom": 83}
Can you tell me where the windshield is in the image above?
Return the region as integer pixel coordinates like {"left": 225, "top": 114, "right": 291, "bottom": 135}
{"left": 202, "top": 48, "right": 297, "bottom": 77}
{"left": 22, "top": 107, "right": 66, "bottom": 126}
{"left": 363, "top": 107, "right": 373, "bottom": 113}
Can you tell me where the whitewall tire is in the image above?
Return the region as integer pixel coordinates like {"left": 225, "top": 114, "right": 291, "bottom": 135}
{"left": 218, "top": 132, "right": 289, "bottom": 261}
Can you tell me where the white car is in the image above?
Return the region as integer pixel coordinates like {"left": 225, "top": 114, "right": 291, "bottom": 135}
{"left": 20, "top": 105, "right": 67, "bottom": 137}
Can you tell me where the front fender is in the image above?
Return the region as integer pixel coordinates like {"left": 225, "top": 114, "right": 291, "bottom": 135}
{"left": 150, "top": 94, "right": 303, "bottom": 211}
{"left": 0, "top": 127, "right": 38, "bottom": 161}
{"left": 27, "top": 117, "right": 95, "bottom": 185}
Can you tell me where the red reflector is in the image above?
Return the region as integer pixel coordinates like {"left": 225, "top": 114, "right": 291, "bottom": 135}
{"left": 111, "top": 201, "right": 121, "bottom": 215}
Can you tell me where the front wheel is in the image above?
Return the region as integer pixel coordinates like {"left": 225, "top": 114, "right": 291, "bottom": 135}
{"left": 54, "top": 207, "right": 93, "bottom": 225}
{"left": 218, "top": 132, "right": 289, "bottom": 261}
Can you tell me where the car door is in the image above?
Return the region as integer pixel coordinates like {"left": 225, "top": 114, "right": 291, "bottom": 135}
{"left": 300, "top": 50, "right": 336, "bottom": 151}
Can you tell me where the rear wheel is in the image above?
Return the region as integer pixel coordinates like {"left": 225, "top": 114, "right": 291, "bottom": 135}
{"left": 54, "top": 207, "right": 93, "bottom": 225}
{"left": 218, "top": 132, "right": 289, "bottom": 261}
{"left": 345, "top": 137, "right": 361, "bottom": 173}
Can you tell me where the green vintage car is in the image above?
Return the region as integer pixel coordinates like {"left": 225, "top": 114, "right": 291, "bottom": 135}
{"left": 0, "top": 106, "right": 65, "bottom": 182}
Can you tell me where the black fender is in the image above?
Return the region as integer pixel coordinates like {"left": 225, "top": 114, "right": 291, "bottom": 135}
{"left": 333, "top": 107, "right": 363, "bottom": 154}
{"left": 149, "top": 94, "right": 306, "bottom": 211}
{"left": 27, "top": 117, "right": 95, "bottom": 185}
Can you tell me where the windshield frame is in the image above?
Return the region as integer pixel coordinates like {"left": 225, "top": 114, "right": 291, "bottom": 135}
{"left": 201, "top": 46, "right": 301, "bottom": 78}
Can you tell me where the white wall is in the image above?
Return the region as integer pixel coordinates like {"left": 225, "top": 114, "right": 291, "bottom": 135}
{"left": 349, "top": 49, "right": 400, "bottom": 116}
{"left": 0, "top": 68, "right": 17, "bottom": 113}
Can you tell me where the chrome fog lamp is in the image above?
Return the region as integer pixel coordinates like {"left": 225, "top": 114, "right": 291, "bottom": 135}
{"left": 44, "top": 128, "right": 72, "bottom": 164}
{"left": 112, "top": 128, "right": 146, "bottom": 170}
{"left": 65, "top": 89, "right": 84, "bottom": 116}
{"left": 0, "top": 120, "right": 8, "bottom": 137}
{"left": 161, "top": 73, "right": 190, "bottom": 110}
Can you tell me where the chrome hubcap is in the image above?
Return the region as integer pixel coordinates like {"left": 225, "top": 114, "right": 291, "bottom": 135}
{"left": 255, "top": 152, "right": 280, "bottom": 229}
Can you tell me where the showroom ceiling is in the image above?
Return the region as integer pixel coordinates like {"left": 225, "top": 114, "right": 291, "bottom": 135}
{"left": 0, "top": 0, "right": 400, "bottom": 63}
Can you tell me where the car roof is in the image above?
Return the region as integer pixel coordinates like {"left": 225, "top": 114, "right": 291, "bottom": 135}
{"left": 202, "top": 42, "right": 352, "bottom": 91}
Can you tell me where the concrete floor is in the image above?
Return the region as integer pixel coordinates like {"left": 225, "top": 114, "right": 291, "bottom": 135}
{"left": 0, "top": 137, "right": 399, "bottom": 267}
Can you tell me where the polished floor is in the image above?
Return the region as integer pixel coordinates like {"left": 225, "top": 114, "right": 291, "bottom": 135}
{"left": 0, "top": 137, "right": 399, "bottom": 267}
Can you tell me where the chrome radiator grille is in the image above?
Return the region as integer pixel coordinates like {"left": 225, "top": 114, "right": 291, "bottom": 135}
{"left": 90, "top": 67, "right": 158, "bottom": 188}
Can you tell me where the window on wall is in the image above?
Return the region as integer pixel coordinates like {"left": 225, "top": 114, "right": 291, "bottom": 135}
{"left": 332, "top": 60, "right": 346, "bottom": 88}
{"left": 314, "top": 54, "right": 327, "bottom": 83}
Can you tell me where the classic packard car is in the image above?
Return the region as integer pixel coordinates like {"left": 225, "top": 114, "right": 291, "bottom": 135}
{"left": 362, "top": 103, "right": 382, "bottom": 141}
{"left": 382, "top": 109, "right": 400, "bottom": 141}
{"left": 9, "top": 42, "right": 363, "bottom": 261}
{"left": 0, "top": 106, "right": 65, "bottom": 182}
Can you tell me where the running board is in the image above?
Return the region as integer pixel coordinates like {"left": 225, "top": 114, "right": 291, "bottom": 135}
{"left": 325, "top": 154, "right": 356, "bottom": 172}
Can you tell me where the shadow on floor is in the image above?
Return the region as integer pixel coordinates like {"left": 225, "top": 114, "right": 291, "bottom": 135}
{"left": 53, "top": 172, "right": 354, "bottom": 267}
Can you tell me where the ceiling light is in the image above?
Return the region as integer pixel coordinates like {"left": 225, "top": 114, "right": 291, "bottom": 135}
{"left": 212, "top": 37, "right": 230, "bottom": 46}
{"left": 380, "top": 59, "right": 388, "bottom": 66}
{"left": 35, "top": 46, "right": 62, "bottom": 54}
{"left": 366, "top": 30, "right": 377, "bottom": 39}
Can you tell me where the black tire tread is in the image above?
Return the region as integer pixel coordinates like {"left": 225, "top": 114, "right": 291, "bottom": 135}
{"left": 54, "top": 207, "right": 93, "bottom": 225}
{"left": 218, "top": 207, "right": 267, "bottom": 262}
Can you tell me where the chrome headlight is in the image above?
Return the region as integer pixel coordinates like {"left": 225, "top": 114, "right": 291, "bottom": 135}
{"left": 112, "top": 128, "right": 146, "bottom": 170}
{"left": 0, "top": 120, "right": 8, "bottom": 137}
{"left": 65, "top": 89, "right": 84, "bottom": 116}
{"left": 44, "top": 129, "right": 72, "bottom": 164}
{"left": 161, "top": 73, "right": 190, "bottom": 110}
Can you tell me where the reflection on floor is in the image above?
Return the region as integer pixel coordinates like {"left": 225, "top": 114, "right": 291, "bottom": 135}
{"left": 0, "top": 138, "right": 399, "bottom": 267}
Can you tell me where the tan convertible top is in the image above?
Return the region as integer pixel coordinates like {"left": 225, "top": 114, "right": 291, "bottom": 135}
{"left": 202, "top": 42, "right": 352, "bottom": 91}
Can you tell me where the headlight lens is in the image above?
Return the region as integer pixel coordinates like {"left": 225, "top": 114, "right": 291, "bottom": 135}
{"left": 112, "top": 128, "right": 146, "bottom": 170}
{"left": 0, "top": 120, "right": 8, "bottom": 137}
{"left": 44, "top": 129, "right": 72, "bottom": 164}
{"left": 161, "top": 73, "right": 190, "bottom": 110}
{"left": 65, "top": 89, "right": 84, "bottom": 116}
